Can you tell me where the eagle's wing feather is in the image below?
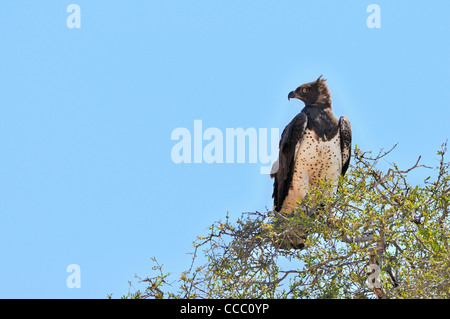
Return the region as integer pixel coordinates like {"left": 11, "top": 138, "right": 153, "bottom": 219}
{"left": 272, "top": 113, "right": 308, "bottom": 211}
{"left": 339, "top": 116, "right": 352, "bottom": 176}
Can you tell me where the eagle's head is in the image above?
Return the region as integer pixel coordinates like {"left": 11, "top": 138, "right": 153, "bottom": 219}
{"left": 288, "top": 75, "right": 331, "bottom": 107}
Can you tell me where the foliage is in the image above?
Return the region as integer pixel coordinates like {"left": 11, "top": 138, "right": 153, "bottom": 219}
{"left": 123, "top": 142, "right": 450, "bottom": 299}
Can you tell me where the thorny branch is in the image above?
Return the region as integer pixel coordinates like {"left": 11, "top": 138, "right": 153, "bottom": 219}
{"left": 124, "top": 143, "right": 450, "bottom": 299}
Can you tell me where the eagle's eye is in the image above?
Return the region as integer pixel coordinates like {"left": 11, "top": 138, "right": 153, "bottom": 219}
{"left": 302, "top": 88, "right": 308, "bottom": 93}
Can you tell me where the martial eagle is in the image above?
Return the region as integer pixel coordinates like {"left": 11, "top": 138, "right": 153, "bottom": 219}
{"left": 270, "top": 75, "right": 352, "bottom": 249}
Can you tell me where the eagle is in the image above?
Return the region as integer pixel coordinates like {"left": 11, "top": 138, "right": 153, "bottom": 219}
{"left": 270, "top": 75, "right": 352, "bottom": 249}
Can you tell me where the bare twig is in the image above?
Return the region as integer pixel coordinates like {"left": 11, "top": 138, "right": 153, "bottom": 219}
{"left": 341, "top": 233, "right": 374, "bottom": 244}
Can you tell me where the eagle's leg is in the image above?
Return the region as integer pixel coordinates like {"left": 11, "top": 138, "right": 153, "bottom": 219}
{"left": 279, "top": 181, "right": 339, "bottom": 249}
{"left": 273, "top": 211, "right": 308, "bottom": 250}
{"left": 274, "top": 174, "right": 310, "bottom": 250}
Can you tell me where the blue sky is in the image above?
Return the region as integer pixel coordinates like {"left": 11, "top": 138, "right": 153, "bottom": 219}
{"left": 0, "top": 1, "right": 448, "bottom": 298}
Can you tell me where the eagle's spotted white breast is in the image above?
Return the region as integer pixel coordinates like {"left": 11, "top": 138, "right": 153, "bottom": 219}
{"left": 280, "top": 129, "right": 342, "bottom": 214}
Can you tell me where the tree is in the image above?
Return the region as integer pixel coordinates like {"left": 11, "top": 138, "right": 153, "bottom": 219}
{"left": 122, "top": 142, "right": 450, "bottom": 299}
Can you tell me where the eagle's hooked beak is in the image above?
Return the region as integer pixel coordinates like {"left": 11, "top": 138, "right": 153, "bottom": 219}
{"left": 288, "top": 91, "right": 296, "bottom": 101}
